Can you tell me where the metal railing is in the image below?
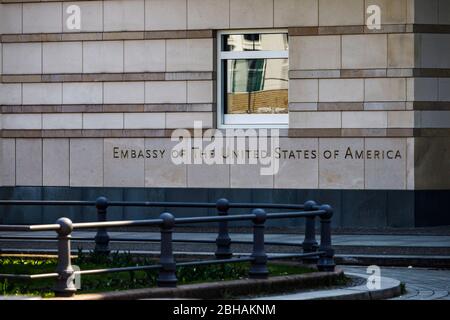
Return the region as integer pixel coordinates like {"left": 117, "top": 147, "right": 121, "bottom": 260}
{"left": 0, "top": 198, "right": 335, "bottom": 297}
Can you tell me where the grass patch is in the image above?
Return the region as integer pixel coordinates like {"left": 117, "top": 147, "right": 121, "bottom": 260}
{"left": 0, "top": 251, "right": 315, "bottom": 298}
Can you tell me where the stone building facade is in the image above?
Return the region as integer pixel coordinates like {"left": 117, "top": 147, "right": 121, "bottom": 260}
{"left": 0, "top": 0, "right": 449, "bottom": 228}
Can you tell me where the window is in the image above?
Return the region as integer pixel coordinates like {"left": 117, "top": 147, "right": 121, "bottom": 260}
{"left": 217, "top": 30, "right": 289, "bottom": 128}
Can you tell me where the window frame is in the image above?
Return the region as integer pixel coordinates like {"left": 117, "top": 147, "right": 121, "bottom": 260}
{"left": 217, "top": 29, "right": 289, "bottom": 129}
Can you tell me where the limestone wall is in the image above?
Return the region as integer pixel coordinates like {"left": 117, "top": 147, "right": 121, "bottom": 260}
{"left": 0, "top": 0, "right": 449, "bottom": 190}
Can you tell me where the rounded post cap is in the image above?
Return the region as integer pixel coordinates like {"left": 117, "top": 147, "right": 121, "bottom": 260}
{"left": 319, "top": 205, "right": 334, "bottom": 219}
{"left": 304, "top": 200, "right": 317, "bottom": 211}
{"left": 95, "top": 196, "right": 109, "bottom": 210}
{"left": 252, "top": 208, "right": 267, "bottom": 224}
{"left": 56, "top": 217, "right": 73, "bottom": 236}
{"left": 216, "top": 198, "right": 230, "bottom": 212}
{"left": 160, "top": 212, "right": 175, "bottom": 229}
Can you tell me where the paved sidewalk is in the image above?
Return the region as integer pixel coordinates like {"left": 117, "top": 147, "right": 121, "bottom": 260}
{"left": 342, "top": 266, "right": 450, "bottom": 300}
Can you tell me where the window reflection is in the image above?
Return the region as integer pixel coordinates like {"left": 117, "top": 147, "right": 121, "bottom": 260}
{"left": 223, "top": 33, "right": 289, "bottom": 52}
{"left": 225, "top": 59, "right": 288, "bottom": 114}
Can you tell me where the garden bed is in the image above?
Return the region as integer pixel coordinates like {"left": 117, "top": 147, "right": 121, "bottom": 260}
{"left": 0, "top": 251, "right": 340, "bottom": 298}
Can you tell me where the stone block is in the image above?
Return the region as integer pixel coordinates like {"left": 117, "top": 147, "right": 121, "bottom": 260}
{"left": 365, "top": 0, "right": 408, "bottom": 25}
{"left": 319, "top": 138, "right": 365, "bottom": 189}
{"left": 274, "top": 0, "right": 318, "bottom": 27}
{"left": 187, "top": 81, "right": 213, "bottom": 104}
{"left": 124, "top": 40, "right": 165, "bottom": 72}
{"left": 83, "top": 113, "right": 124, "bottom": 129}
{"left": 16, "top": 139, "right": 42, "bottom": 186}
{"left": 0, "top": 83, "right": 21, "bottom": 105}
{"left": 290, "top": 36, "right": 341, "bottom": 70}
{"left": 104, "top": 0, "right": 145, "bottom": 31}
{"left": 43, "top": 42, "right": 83, "bottom": 74}
{"left": 145, "top": 81, "right": 187, "bottom": 104}
{"left": 290, "top": 112, "right": 341, "bottom": 129}
{"left": 289, "top": 79, "right": 318, "bottom": 103}
{"left": 274, "top": 138, "right": 319, "bottom": 188}
{"left": 3, "top": 43, "right": 42, "bottom": 74}
{"left": 166, "top": 39, "right": 213, "bottom": 72}
{"left": 124, "top": 113, "right": 166, "bottom": 129}
{"left": 2, "top": 114, "right": 42, "bottom": 130}
{"left": 104, "top": 82, "right": 145, "bottom": 104}
{"left": 145, "top": 138, "right": 187, "bottom": 187}
{"left": 23, "top": 3, "right": 62, "bottom": 33}
{"left": 414, "top": 78, "right": 439, "bottom": 101}
{"left": 420, "top": 111, "right": 450, "bottom": 128}
{"left": 365, "top": 78, "right": 407, "bottom": 102}
{"left": 187, "top": 0, "right": 229, "bottom": 29}
{"left": 342, "top": 111, "right": 388, "bottom": 128}
{"left": 146, "top": 0, "right": 187, "bottom": 30}
{"left": 0, "top": 139, "right": 15, "bottom": 186}
{"left": 43, "top": 139, "right": 70, "bottom": 186}
{"left": 230, "top": 0, "right": 273, "bottom": 28}
{"left": 365, "top": 138, "right": 407, "bottom": 189}
{"left": 319, "top": 79, "right": 364, "bottom": 102}
{"left": 342, "top": 34, "right": 387, "bottom": 69}
{"left": 70, "top": 139, "right": 103, "bottom": 187}
{"left": 0, "top": 4, "right": 22, "bottom": 34}
{"left": 63, "top": 82, "right": 103, "bottom": 104}
{"left": 319, "top": 0, "right": 364, "bottom": 26}
{"left": 388, "top": 34, "right": 415, "bottom": 68}
{"left": 83, "top": 41, "right": 124, "bottom": 73}
{"left": 414, "top": 0, "right": 438, "bottom": 24}
{"left": 42, "top": 114, "right": 83, "bottom": 130}
{"left": 23, "top": 83, "right": 62, "bottom": 105}
{"left": 387, "top": 111, "right": 415, "bottom": 128}
{"left": 104, "top": 138, "right": 146, "bottom": 187}
{"left": 63, "top": 1, "right": 103, "bottom": 32}
{"left": 166, "top": 112, "right": 213, "bottom": 129}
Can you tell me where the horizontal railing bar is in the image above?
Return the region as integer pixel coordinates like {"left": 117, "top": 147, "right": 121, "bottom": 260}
{"left": 0, "top": 200, "right": 96, "bottom": 206}
{"left": 174, "top": 211, "right": 325, "bottom": 225}
{"left": 76, "top": 264, "right": 162, "bottom": 276}
{"left": 0, "top": 224, "right": 60, "bottom": 232}
{"left": 0, "top": 210, "right": 324, "bottom": 232}
{"left": 176, "top": 256, "right": 254, "bottom": 268}
{"left": 0, "top": 236, "right": 306, "bottom": 247}
{"left": 72, "top": 219, "right": 163, "bottom": 229}
{"left": 266, "top": 252, "right": 325, "bottom": 260}
{"left": 0, "top": 272, "right": 59, "bottom": 280}
{"left": 0, "top": 200, "right": 307, "bottom": 210}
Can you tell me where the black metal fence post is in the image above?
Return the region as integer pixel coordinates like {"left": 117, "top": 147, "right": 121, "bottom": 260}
{"left": 249, "top": 209, "right": 268, "bottom": 279}
{"left": 302, "top": 200, "right": 319, "bottom": 264}
{"left": 317, "top": 205, "right": 336, "bottom": 272}
{"left": 215, "top": 198, "right": 232, "bottom": 259}
{"left": 53, "top": 217, "right": 77, "bottom": 297}
{"left": 157, "top": 212, "right": 177, "bottom": 288}
{"left": 94, "top": 196, "right": 110, "bottom": 255}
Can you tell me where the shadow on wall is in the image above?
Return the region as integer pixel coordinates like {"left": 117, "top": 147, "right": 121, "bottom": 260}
{"left": 0, "top": 186, "right": 448, "bottom": 228}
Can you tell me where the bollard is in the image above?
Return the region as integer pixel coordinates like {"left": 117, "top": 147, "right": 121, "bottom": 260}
{"left": 53, "top": 217, "right": 77, "bottom": 297}
{"left": 302, "top": 200, "right": 319, "bottom": 264}
{"left": 94, "top": 196, "right": 110, "bottom": 255}
{"left": 249, "top": 209, "right": 269, "bottom": 279}
{"left": 215, "top": 198, "right": 232, "bottom": 259}
{"left": 157, "top": 212, "right": 177, "bottom": 288}
{"left": 317, "top": 205, "right": 336, "bottom": 272}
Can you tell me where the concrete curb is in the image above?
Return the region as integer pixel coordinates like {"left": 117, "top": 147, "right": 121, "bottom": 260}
{"left": 335, "top": 254, "right": 450, "bottom": 268}
{"left": 253, "top": 273, "right": 401, "bottom": 300}
{"left": 52, "top": 270, "right": 345, "bottom": 300}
